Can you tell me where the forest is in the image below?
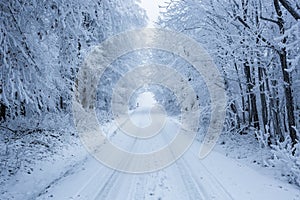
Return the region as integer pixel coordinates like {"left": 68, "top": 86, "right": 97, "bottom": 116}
{"left": 160, "top": 0, "right": 300, "bottom": 184}
{"left": 0, "top": 0, "right": 299, "bottom": 199}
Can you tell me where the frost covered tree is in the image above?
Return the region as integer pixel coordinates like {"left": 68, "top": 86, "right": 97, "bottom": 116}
{"left": 0, "top": 0, "right": 146, "bottom": 131}
{"left": 160, "top": 0, "right": 300, "bottom": 184}
{"left": 160, "top": 0, "right": 299, "bottom": 144}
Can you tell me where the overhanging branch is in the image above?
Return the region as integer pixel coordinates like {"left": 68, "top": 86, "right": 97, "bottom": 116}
{"left": 279, "top": 0, "right": 300, "bottom": 20}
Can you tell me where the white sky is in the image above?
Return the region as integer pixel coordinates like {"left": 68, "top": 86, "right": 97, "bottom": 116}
{"left": 134, "top": 1, "right": 166, "bottom": 107}
{"left": 136, "top": 92, "right": 156, "bottom": 108}
{"left": 139, "top": 0, "right": 160, "bottom": 27}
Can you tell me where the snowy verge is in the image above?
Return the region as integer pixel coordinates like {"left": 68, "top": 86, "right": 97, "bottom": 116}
{"left": 215, "top": 131, "right": 300, "bottom": 188}
{"left": 0, "top": 128, "right": 87, "bottom": 200}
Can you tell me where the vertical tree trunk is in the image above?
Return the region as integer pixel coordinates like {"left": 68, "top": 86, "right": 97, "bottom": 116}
{"left": 255, "top": 4, "right": 268, "bottom": 134}
{"left": 270, "top": 78, "right": 284, "bottom": 141}
{"left": 274, "top": 0, "right": 297, "bottom": 146}
{"left": 279, "top": 51, "right": 297, "bottom": 145}
{"left": 258, "top": 68, "right": 268, "bottom": 129}
{"left": 242, "top": 0, "right": 259, "bottom": 130}
{"left": 234, "top": 63, "right": 246, "bottom": 125}
{"left": 0, "top": 102, "right": 6, "bottom": 121}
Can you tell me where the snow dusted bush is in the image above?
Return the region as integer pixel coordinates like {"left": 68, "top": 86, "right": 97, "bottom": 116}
{"left": 270, "top": 137, "right": 300, "bottom": 186}
{"left": 255, "top": 127, "right": 300, "bottom": 186}
{"left": 0, "top": 128, "right": 70, "bottom": 179}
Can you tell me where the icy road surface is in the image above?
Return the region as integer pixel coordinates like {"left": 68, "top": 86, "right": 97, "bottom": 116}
{"left": 34, "top": 109, "right": 300, "bottom": 200}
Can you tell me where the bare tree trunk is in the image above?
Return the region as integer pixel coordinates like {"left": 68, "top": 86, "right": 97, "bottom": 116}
{"left": 234, "top": 63, "right": 246, "bottom": 125}
{"left": 274, "top": 0, "right": 298, "bottom": 146}
{"left": 0, "top": 102, "right": 6, "bottom": 121}
{"left": 258, "top": 67, "right": 268, "bottom": 129}
{"left": 241, "top": 0, "right": 259, "bottom": 130}
{"left": 270, "top": 78, "right": 284, "bottom": 142}
{"left": 255, "top": 3, "right": 268, "bottom": 134}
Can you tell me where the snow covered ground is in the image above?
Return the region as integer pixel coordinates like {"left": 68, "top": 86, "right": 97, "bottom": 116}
{"left": 1, "top": 109, "right": 299, "bottom": 200}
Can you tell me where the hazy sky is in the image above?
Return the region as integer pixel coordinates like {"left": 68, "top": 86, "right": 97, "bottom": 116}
{"left": 136, "top": 92, "right": 156, "bottom": 108}
{"left": 139, "top": 0, "right": 160, "bottom": 27}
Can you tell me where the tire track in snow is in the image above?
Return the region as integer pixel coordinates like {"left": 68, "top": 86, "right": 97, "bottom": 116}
{"left": 36, "top": 115, "right": 234, "bottom": 200}
{"left": 180, "top": 155, "right": 234, "bottom": 200}
{"left": 187, "top": 150, "right": 234, "bottom": 200}
{"left": 91, "top": 170, "right": 119, "bottom": 200}
{"left": 91, "top": 135, "right": 139, "bottom": 200}
{"left": 36, "top": 120, "right": 136, "bottom": 200}
{"left": 162, "top": 118, "right": 233, "bottom": 200}
{"left": 174, "top": 159, "right": 207, "bottom": 200}
{"left": 160, "top": 122, "right": 206, "bottom": 200}
{"left": 34, "top": 155, "right": 90, "bottom": 199}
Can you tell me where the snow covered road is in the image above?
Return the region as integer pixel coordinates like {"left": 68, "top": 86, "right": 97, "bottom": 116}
{"left": 35, "top": 110, "right": 300, "bottom": 200}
